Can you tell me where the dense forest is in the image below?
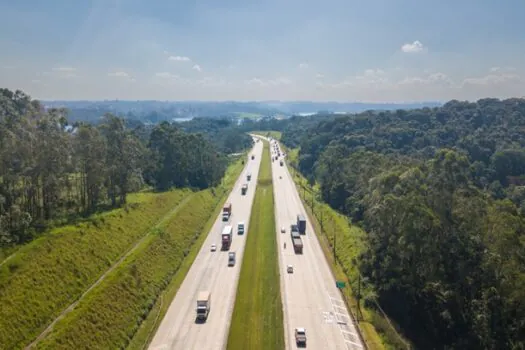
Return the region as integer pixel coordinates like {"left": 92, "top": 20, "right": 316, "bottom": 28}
{"left": 279, "top": 98, "right": 525, "bottom": 349}
{"left": 0, "top": 89, "right": 249, "bottom": 247}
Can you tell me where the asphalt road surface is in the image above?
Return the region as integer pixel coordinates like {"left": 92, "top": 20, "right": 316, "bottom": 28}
{"left": 148, "top": 139, "right": 263, "bottom": 350}
{"left": 270, "top": 140, "right": 365, "bottom": 350}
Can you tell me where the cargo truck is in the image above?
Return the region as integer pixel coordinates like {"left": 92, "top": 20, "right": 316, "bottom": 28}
{"left": 241, "top": 184, "right": 248, "bottom": 195}
{"left": 222, "top": 203, "right": 232, "bottom": 221}
{"left": 297, "top": 214, "right": 306, "bottom": 235}
{"left": 222, "top": 225, "right": 233, "bottom": 250}
{"left": 237, "top": 222, "right": 245, "bottom": 235}
{"left": 196, "top": 291, "right": 211, "bottom": 321}
{"left": 292, "top": 237, "right": 303, "bottom": 254}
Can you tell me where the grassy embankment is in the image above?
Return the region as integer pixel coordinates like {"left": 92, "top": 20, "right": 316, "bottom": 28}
{"left": 285, "top": 146, "right": 410, "bottom": 350}
{"left": 0, "top": 189, "right": 192, "bottom": 350}
{"left": 227, "top": 140, "right": 284, "bottom": 350}
{"left": 33, "top": 156, "right": 246, "bottom": 349}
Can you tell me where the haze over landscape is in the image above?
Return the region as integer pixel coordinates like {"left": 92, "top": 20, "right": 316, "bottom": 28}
{"left": 1, "top": 0, "right": 524, "bottom": 102}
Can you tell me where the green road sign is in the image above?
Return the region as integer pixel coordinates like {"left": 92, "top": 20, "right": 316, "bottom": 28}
{"left": 336, "top": 281, "right": 346, "bottom": 289}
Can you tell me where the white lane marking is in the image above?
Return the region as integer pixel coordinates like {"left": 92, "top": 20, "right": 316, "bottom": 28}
{"left": 327, "top": 293, "right": 364, "bottom": 349}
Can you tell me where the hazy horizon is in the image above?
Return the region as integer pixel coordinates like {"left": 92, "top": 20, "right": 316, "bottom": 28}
{"left": 1, "top": 0, "right": 524, "bottom": 102}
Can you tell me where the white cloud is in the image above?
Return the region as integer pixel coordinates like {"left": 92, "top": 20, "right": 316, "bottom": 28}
{"left": 31, "top": 79, "right": 41, "bottom": 83}
{"left": 192, "top": 64, "right": 202, "bottom": 72}
{"left": 399, "top": 72, "right": 453, "bottom": 86}
{"left": 155, "top": 72, "right": 179, "bottom": 79}
{"left": 168, "top": 55, "right": 191, "bottom": 62}
{"left": 108, "top": 71, "right": 130, "bottom": 78}
{"left": 489, "top": 66, "right": 516, "bottom": 73}
{"left": 245, "top": 77, "right": 292, "bottom": 87}
{"left": 401, "top": 40, "right": 426, "bottom": 53}
{"left": 52, "top": 67, "right": 76, "bottom": 72}
{"left": 315, "top": 73, "right": 324, "bottom": 79}
{"left": 364, "top": 69, "right": 385, "bottom": 77}
{"left": 298, "top": 63, "right": 309, "bottom": 69}
{"left": 462, "top": 73, "right": 521, "bottom": 86}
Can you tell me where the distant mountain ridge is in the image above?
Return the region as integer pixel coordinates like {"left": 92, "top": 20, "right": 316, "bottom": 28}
{"left": 42, "top": 100, "right": 443, "bottom": 123}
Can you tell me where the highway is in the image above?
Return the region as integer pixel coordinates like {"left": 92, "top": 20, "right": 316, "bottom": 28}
{"left": 148, "top": 138, "right": 263, "bottom": 350}
{"left": 270, "top": 139, "right": 365, "bottom": 350}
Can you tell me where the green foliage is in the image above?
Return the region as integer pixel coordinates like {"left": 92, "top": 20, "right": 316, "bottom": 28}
{"left": 227, "top": 141, "right": 284, "bottom": 350}
{"left": 0, "top": 189, "right": 190, "bottom": 349}
{"left": 35, "top": 189, "right": 222, "bottom": 349}
{"left": 180, "top": 117, "right": 253, "bottom": 154}
{"left": 0, "top": 89, "right": 231, "bottom": 249}
{"left": 280, "top": 98, "right": 525, "bottom": 349}
{"left": 144, "top": 121, "right": 225, "bottom": 190}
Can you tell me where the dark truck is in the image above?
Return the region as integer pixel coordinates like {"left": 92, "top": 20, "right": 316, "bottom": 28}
{"left": 290, "top": 225, "right": 303, "bottom": 254}
{"left": 241, "top": 184, "right": 248, "bottom": 195}
{"left": 297, "top": 214, "right": 306, "bottom": 235}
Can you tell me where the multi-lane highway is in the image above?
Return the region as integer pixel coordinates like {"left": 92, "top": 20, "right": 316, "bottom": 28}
{"left": 270, "top": 139, "right": 365, "bottom": 350}
{"left": 149, "top": 139, "right": 263, "bottom": 350}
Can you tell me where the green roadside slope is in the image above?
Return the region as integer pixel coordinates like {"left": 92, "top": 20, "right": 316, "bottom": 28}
{"left": 227, "top": 140, "right": 285, "bottom": 350}
{"left": 33, "top": 157, "right": 246, "bottom": 349}
{"left": 0, "top": 189, "right": 191, "bottom": 350}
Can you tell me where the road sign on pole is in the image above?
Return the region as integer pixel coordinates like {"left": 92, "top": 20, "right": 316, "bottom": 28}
{"left": 336, "top": 281, "right": 345, "bottom": 289}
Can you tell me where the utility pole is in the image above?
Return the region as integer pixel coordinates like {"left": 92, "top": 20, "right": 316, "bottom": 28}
{"left": 332, "top": 217, "right": 336, "bottom": 261}
{"left": 357, "top": 273, "right": 362, "bottom": 321}
{"left": 311, "top": 189, "right": 314, "bottom": 211}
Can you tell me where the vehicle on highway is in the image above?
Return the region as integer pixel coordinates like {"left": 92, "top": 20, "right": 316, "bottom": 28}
{"left": 222, "top": 202, "right": 232, "bottom": 221}
{"left": 279, "top": 175, "right": 282, "bottom": 179}
{"left": 295, "top": 327, "right": 307, "bottom": 346}
{"left": 251, "top": 154, "right": 255, "bottom": 160}
{"left": 211, "top": 244, "right": 217, "bottom": 252}
{"left": 222, "top": 225, "right": 233, "bottom": 250}
{"left": 247, "top": 172, "right": 252, "bottom": 181}
{"left": 228, "top": 251, "right": 236, "bottom": 266}
{"left": 237, "top": 221, "right": 245, "bottom": 235}
{"left": 297, "top": 214, "right": 306, "bottom": 235}
{"left": 281, "top": 226, "right": 286, "bottom": 233}
{"left": 287, "top": 265, "right": 294, "bottom": 273}
{"left": 241, "top": 183, "right": 248, "bottom": 195}
{"left": 196, "top": 291, "right": 211, "bottom": 321}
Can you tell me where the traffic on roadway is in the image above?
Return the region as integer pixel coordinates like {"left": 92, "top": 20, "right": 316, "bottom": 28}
{"left": 270, "top": 138, "right": 365, "bottom": 350}
{"left": 148, "top": 138, "right": 263, "bottom": 350}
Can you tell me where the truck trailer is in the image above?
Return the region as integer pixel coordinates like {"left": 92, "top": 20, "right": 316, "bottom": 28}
{"left": 222, "top": 203, "right": 232, "bottom": 221}
{"left": 297, "top": 214, "right": 306, "bottom": 235}
{"left": 221, "top": 225, "right": 233, "bottom": 250}
{"left": 196, "top": 291, "right": 211, "bottom": 321}
{"left": 292, "top": 237, "right": 303, "bottom": 254}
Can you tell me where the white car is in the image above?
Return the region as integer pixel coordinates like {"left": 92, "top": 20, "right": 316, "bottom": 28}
{"left": 281, "top": 226, "right": 286, "bottom": 233}
{"left": 211, "top": 244, "right": 217, "bottom": 252}
{"left": 287, "top": 265, "right": 294, "bottom": 273}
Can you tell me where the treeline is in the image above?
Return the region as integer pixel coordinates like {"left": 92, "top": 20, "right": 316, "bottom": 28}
{"left": 0, "top": 89, "right": 231, "bottom": 247}
{"left": 280, "top": 98, "right": 525, "bottom": 349}
{"left": 180, "top": 117, "right": 253, "bottom": 154}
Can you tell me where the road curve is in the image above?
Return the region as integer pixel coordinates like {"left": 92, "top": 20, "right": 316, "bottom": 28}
{"left": 270, "top": 139, "right": 365, "bottom": 350}
{"left": 148, "top": 139, "right": 263, "bottom": 350}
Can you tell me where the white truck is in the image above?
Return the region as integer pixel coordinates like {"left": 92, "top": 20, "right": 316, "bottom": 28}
{"left": 196, "top": 291, "right": 211, "bottom": 321}
{"left": 222, "top": 225, "right": 233, "bottom": 250}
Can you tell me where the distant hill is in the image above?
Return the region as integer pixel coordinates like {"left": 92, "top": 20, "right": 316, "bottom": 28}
{"left": 42, "top": 100, "right": 443, "bottom": 123}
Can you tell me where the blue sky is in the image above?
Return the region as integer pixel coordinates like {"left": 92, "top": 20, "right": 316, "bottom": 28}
{"left": 1, "top": 0, "right": 524, "bottom": 101}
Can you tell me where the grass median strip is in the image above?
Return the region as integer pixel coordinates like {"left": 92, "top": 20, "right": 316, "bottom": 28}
{"left": 227, "top": 140, "right": 284, "bottom": 350}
